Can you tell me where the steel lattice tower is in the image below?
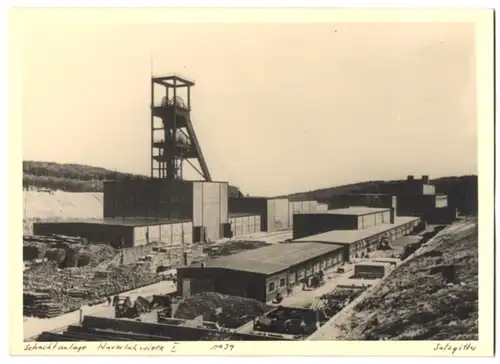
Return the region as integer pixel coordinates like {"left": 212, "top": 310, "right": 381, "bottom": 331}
{"left": 151, "top": 75, "right": 212, "bottom": 181}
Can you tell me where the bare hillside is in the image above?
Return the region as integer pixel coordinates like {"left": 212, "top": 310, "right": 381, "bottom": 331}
{"left": 23, "top": 191, "right": 104, "bottom": 233}
{"left": 311, "top": 220, "right": 478, "bottom": 341}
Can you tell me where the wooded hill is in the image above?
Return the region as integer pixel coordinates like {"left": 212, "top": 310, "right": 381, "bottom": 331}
{"left": 23, "top": 161, "right": 244, "bottom": 197}
{"left": 279, "top": 176, "right": 478, "bottom": 201}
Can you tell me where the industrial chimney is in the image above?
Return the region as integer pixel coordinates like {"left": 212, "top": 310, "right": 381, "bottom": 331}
{"left": 407, "top": 175, "right": 415, "bottom": 181}
{"left": 422, "top": 175, "right": 430, "bottom": 184}
{"left": 390, "top": 207, "right": 395, "bottom": 224}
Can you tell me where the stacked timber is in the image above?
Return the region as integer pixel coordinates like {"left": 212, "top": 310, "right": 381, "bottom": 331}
{"left": 23, "top": 261, "right": 161, "bottom": 318}
{"left": 23, "top": 292, "right": 63, "bottom": 318}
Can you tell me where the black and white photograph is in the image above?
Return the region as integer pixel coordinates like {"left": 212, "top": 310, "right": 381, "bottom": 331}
{"left": 7, "top": 6, "right": 494, "bottom": 357}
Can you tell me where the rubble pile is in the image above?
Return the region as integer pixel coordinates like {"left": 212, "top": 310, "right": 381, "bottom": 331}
{"left": 23, "top": 235, "right": 117, "bottom": 268}
{"left": 203, "top": 240, "right": 271, "bottom": 259}
{"left": 174, "top": 292, "right": 271, "bottom": 325}
{"left": 314, "top": 287, "right": 366, "bottom": 318}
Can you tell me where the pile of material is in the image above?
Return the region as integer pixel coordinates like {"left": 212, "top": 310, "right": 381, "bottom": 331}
{"left": 334, "top": 221, "right": 478, "bottom": 341}
{"left": 65, "top": 263, "right": 161, "bottom": 299}
{"left": 23, "top": 260, "right": 161, "bottom": 318}
{"left": 23, "top": 234, "right": 117, "bottom": 269}
{"left": 174, "top": 292, "right": 271, "bottom": 326}
{"left": 23, "top": 236, "right": 176, "bottom": 318}
{"left": 24, "top": 234, "right": 86, "bottom": 245}
{"left": 203, "top": 240, "right": 271, "bottom": 258}
{"left": 312, "top": 287, "right": 366, "bottom": 317}
{"left": 23, "top": 292, "right": 63, "bottom": 318}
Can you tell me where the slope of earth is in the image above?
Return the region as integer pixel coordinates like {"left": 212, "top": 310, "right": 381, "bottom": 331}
{"left": 23, "top": 190, "right": 104, "bottom": 233}
{"left": 315, "top": 220, "right": 478, "bottom": 341}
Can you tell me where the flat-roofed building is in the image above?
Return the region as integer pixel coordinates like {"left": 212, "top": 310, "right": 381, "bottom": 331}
{"left": 293, "top": 206, "right": 395, "bottom": 239}
{"left": 33, "top": 217, "right": 193, "bottom": 248}
{"left": 177, "top": 242, "right": 344, "bottom": 302}
{"left": 292, "top": 216, "right": 420, "bottom": 262}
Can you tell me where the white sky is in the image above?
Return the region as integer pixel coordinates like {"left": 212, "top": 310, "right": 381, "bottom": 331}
{"left": 22, "top": 22, "right": 477, "bottom": 196}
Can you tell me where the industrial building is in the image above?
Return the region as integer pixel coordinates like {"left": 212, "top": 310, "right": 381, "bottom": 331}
{"left": 395, "top": 175, "right": 457, "bottom": 224}
{"left": 228, "top": 197, "right": 329, "bottom": 231}
{"left": 326, "top": 193, "right": 397, "bottom": 211}
{"left": 228, "top": 197, "right": 290, "bottom": 232}
{"left": 228, "top": 213, "right": 262, "bottom": 237}
{"left": 103, "top": 179, "right": 229, "bottom": 242}
{"left": 288, "top": 200, "right": 324, "bottom": 228}
{"left": 321, "top": 176, "right": 456, "bottom": 225}
{"left": 32, "top": 75, "right": 236, "bottom": 246}
{"left": 292, "top": 215, "right": 421, "bottom": 262}
{"left": 293, "top": 206, "right": 394, "bottom": 239}
{"left": 32, "top": 218, "right": 193, "bottom": 248}
{"left": 176, "top": 242, "right": 345, "bottom": 302}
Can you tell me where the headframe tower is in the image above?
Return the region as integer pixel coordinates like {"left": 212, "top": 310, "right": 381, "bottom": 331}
{"left": 151, "top": 74, "right": 212, "bottom": 181}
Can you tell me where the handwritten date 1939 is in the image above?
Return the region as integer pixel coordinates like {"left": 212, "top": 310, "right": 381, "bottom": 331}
{"left": 210, "top": 344, "right": 235, "bottom": 352}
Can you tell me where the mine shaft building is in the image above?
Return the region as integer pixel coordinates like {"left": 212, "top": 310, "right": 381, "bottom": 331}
{"left": 33, "top": 74, "right": 233, "bottom": 246}
{"left": 103, "top": 179, "right": 229, "bottom": 242}
{"left": 176, "top": 242, "right": 344, "bottom": 302}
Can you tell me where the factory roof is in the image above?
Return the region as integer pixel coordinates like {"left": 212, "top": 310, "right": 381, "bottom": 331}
{"left": 34, "top": 217, "right": 191, "bottom": 227}
{"left": 188, "top": 242, "right": 343, "bottom": 275}
{"left": 293, "top": 216, "right": 420, "bottom": 244}
{"left": 326, "top": 206, "right": 391, "bottom": 215}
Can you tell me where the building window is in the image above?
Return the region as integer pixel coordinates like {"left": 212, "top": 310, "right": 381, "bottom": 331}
{"left": 279, "top": 277, "right": 286, "bottom": 287}
{"left": 321, "top": 260, "right": 326, "bottom": 269}
{"left": 268, "top": 282, "right": 276, "bottom": 293}
{"left": 306, "top": 266, "right": 313, "bottom": 276}
{"left": 289, "top": 273, "right": 296, "bottom": 285}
